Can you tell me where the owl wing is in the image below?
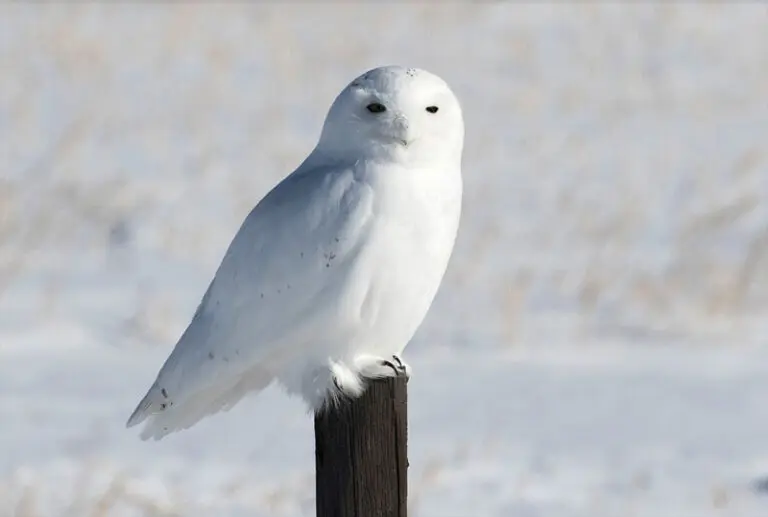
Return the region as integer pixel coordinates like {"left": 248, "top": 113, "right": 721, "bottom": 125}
{"left": 126, "top": 163, "right": 373, "bottom": 440}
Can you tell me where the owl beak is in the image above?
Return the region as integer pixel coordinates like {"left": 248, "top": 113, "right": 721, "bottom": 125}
{"left": 393, "top": 115, "right": 414, "bottom": 147}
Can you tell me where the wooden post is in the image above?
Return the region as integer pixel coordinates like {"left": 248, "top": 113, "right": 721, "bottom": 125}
{"left": 314, "top": 375, "right": 408, "bottom": 517}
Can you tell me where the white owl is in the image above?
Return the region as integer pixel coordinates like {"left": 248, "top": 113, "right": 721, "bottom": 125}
{"left": 127, "top": 65, "right": 464, "bottom": 440}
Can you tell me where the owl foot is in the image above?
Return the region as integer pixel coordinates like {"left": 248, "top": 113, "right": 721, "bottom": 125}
{"left": 381, "top": 354, "right": 411, "bottom": 380}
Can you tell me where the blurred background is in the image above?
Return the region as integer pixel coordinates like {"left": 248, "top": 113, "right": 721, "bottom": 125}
{"left": 2, "top": 3, "right": 768, "bottom": 516}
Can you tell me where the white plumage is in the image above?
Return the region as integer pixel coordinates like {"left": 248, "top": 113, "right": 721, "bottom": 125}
{"left": 126, "top": 65, "right": 464, "bottom": 440}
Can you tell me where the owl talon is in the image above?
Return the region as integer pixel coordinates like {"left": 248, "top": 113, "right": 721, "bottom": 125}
{"left": 381, "top": 354, "right": 410, "bottom": 380}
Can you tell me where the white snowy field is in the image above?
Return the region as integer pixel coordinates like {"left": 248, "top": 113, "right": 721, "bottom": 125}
{"left": 4, "top": 342, "right": 768, "bottom": 517}
{"left": 2, "top": 3, "right": 768, "bottom": 516}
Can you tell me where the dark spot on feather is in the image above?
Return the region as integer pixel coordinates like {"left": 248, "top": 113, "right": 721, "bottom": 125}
{"left": 161, "top": 388, "right": 168, "bottom": 399}
{"left": 334, "top": 237, "right": 339, "bottom": 243}
{"left": 160, "top": 403, "right": 167, "bottom": 409}
{"left": 260, "top": 293, "right": 264, "bottom": 299}
{"left": 208, "top": 351, "right": 215, "bottom": 360}
{"left": 300, "top": 252, "right": 304, "bottom": 258}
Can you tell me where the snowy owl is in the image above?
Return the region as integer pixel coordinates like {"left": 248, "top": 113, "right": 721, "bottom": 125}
{"left": 127, "top": 65, "right": 464, "bottom": 440}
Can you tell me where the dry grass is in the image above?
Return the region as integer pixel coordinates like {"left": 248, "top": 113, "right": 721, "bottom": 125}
{"left": 1, "top": 4, "right": 766, "bottom": 348}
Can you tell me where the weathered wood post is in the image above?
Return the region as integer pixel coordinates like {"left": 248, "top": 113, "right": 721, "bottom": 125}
{"left": 314, "top": 375, "right": 408, "bottom": 517}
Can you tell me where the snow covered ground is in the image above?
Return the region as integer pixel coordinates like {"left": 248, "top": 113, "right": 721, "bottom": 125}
{"left": 4, "top": 343, "right": 768, "bottom": 517}
{"left": 2, "top": 3, "right": 768, "bottom": 516}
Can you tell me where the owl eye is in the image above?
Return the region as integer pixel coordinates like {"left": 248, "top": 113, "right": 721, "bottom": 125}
{"left": 425, "top": 106, "right": 439, "bottom": 114}
{"left": 366, "top": 103, "right": 387, "bottom": 114}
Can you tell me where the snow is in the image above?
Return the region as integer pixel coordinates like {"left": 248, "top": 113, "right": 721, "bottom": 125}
{"left": 2, "top": 3, "right": 768, "bottom": 516}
